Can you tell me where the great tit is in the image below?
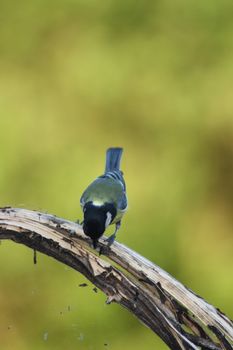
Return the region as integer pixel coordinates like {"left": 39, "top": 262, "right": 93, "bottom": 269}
{"left": 80, "top": 147, "right": 127, "bottom": 248}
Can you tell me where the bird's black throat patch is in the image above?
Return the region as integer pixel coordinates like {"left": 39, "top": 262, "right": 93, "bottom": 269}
{"left": 83, "top": 202, "right": 117, "bottom": 247}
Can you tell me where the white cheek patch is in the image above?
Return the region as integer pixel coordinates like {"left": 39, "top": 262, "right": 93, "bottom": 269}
{"left": 105, "top": 212, "right": 112, "bottom": 228}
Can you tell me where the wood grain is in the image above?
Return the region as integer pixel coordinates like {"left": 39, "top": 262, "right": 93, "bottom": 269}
{"left": 0, "top": 207, "right": 232, "bottom": 350}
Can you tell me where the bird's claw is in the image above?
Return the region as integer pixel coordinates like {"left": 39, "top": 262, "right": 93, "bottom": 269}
{"left": 106, "top": 234, "right": 116, "bottom": 247}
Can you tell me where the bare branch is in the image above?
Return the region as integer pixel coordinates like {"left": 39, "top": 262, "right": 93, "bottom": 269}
{"left": 0, "top": 207, "right": 232, "bottom": 350}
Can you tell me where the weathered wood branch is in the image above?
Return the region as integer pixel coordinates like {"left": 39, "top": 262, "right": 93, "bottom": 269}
{"left": 0, "top": 207, "right": 232, "bottom": 350}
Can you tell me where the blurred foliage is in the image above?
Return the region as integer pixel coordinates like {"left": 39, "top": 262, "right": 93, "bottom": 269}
{"left": 0, "top": 0, "right": 233, "bottom": 349}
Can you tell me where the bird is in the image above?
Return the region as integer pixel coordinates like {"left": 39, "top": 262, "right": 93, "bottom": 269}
{"left": 80, "top": 147, "right": 127, "bottom": 249}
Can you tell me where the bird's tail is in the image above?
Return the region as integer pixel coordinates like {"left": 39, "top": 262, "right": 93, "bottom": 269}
{"left": 105, "top": 147, "right": 123, "bottom": 172}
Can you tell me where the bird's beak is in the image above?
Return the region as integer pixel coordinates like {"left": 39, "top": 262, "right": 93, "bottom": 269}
{"left": 92, "top": 238, "right": 98, "bottom": 249}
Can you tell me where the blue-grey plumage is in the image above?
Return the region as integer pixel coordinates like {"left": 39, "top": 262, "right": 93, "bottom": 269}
{"left": 105, "top": 147, "right": 123, "bottom": 172}
{"left": 80, "top": 148, "right": 127, "bottom": 248}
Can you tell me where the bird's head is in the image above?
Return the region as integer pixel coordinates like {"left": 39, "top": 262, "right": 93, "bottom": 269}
{"left": 82, "top": 201, "right": 116, "bottom": 248}
{"left": 83, "top": 218, "right": 105, "bottom": 248}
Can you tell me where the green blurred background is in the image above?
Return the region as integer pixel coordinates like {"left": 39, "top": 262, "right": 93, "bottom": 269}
{"left": 0, "top": 1, "right": 233, "bottom": 349}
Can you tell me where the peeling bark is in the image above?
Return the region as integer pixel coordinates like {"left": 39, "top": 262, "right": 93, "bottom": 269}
{"left": 0, "top": 207, "right": 232, "bottom": 350}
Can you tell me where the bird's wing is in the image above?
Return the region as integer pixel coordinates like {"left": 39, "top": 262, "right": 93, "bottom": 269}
{"left": 80, "top": 173, "right": 127, "bottom": 210}
{"left": 99, "top": 170, "right": 126, "bottom": 191}
{"left": 100, "top": 171, "right": 127, "bottom": 211}
{"left": 117, "top": 191, "right": 128, "bottom": 211}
